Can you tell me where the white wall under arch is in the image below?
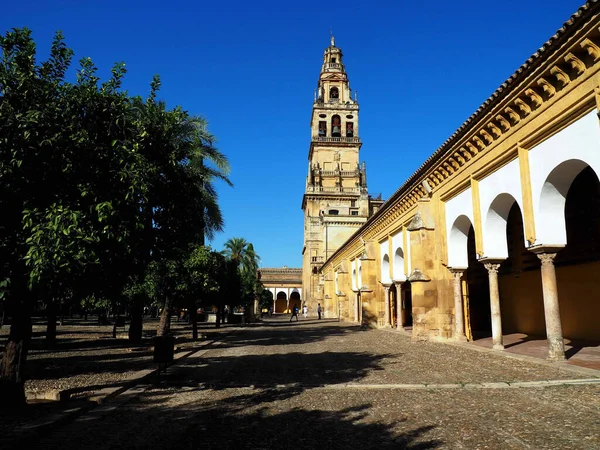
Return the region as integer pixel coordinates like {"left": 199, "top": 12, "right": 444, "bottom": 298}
{"left": 445, "top": 187, "right": 474, "bottom": 267}
{"left": 447, "top": 215, "right": 473, "bottom": 267}
{"left": 529, "top": 110, "right": 600, "bottom": 245}
{"left": 379, "top": 240, "right": 391, "bottom": 283}
{"left": 478, "top": 158, "right": 525, "bottom": 259}
{"left": 391, "top": 229, "right": 408, "bottom": 280}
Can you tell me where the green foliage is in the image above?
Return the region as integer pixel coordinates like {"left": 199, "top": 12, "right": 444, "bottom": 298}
{"left": 222, "top": 237, "right": 261, "bottom": 308}
{"left": 0, "top": 28, "right": 233, "bottom": 317}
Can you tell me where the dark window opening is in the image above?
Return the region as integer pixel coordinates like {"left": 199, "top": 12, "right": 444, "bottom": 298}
{"left": 346, "top": 122, "right": 354, "bottom": 137}
{"left": 331, "top": 57, "right": 337, "bottom": 63}
{"left": 331, "top": 115, "right": 341, "bottom": 137}
{"left": 318, "top": 121, "right": 327, "bottom": 137}
{"left": 328, "top": 209, "right": 339, "bottom": 215}
{"left": 350, "top": 200, "right": 356, "bottom": 207}
{"left": 330, "top": 87, "right": 339, "bottom": 99}
{"left": 351, "top": 211, "right": 358, "bottom": 216}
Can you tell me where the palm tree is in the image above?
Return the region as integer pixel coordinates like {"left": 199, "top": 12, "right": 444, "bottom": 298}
{"left": 223, "top": 238, "right": 261, "bottom": 320}
{"left": 223, "top": 238, "right": 260, "bottom": 276}
{"left": 131, "top": 78, "right": 233, "bottom": 338}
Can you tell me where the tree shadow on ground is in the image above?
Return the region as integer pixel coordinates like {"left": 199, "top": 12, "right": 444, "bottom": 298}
{"left": 218, "top": 322, "right": 361, "bottom": 348}
{"left": 152, "top": 350, "right": 392, "bottom": 392}
{"left": 123, "top": 399, "right": 442, "bottom": 450}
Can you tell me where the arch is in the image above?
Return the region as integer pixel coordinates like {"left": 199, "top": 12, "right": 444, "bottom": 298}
{"left": 483, "top": 193, "right": 521, "bottom": 259}
{"left": 331, "top": 115, "right": 341, "bottom": 137}
{"left": 381, "top": 254, "right": 391, "bottom": 283}
{"left": 393, "top": 247, "right": 405, "bottom": 281}
{"left": 358, "top": 265, "right": 362, "bottom": 289}
{"left": 537, "top": 159, "right": 595, "bottom": 245}
{"left": 352, "top": 268, "right": 357, "bottom": 290}
{"left": 335, "top": 270, "right": 339, "bottom": 294}
{"left": 329, "top": 86, "right": 339, "bottom": 99}
{"left": 275, "top": 291, "right": 288, "bottom": 314}
{"left": 448, "top": 215, "right": 473, "bottom": 268}
{"left": 289, "top": 291, "right": 301, "bottom": 303}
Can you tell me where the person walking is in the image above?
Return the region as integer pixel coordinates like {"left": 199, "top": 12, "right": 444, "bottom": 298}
{"left": 302, "top": 305, "right": 308, "bottom": 318}
{"left": 317, "top": 303, "right": 322, "bottom": 320}
{"left": 290, "top": 304, "right": 299, "bottom": 322}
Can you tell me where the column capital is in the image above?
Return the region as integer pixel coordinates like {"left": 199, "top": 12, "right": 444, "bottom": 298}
{"left": 528, "top": 245, "right": 564, "bottom": 267}
{"left": 380, "top": 281, "right": 392, "bottom": 290}
{"left": 448, "top": 267, "right": 467, "bottom": 278}
{"left": 479, "top": 258, "right": 503, "bottom": 274}
{"left": 536, "top": 252, "right": 558, "bottom": 267}
{"left": 528, "top": 244, "right": 565, "bottom": 255}
{"left": 393, "top": 280, "right": 405, "bottom": 290}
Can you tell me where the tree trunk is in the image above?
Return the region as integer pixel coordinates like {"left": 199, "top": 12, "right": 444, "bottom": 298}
{"left": 215, "top": 303, "right": 221, "bottom": 329}
{"left": 189, "top": 300, "right": 198, "bottom": 340}
{"left": 0, "top": 302, "right": 31, "bottom": 409}
{"left": 46, "top": 301, "right": 57, "bottom": 345}
{"left": 157, "top": 297, "right": 172, "bottom": 336}
{"left": 128, "top": 295, "right": 144, "bottom": 343}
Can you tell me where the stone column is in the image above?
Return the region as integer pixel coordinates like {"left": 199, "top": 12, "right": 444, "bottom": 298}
{"left": 383, "top": 284, "right": 391, "bottom": 327}
{"left": 353, "top": 291, "right": 359, "bottom": 323}
{"left": 483, "top": 261, "right": 504, "bottom": 350}
{"left": 533, "top": 250, "right": 566, "bottom": 361}
{"left": 449, "top": 268, "right": 467, "bottom": 342}
{"left": 394, "top": 281, "right": 404, "bottom": 329}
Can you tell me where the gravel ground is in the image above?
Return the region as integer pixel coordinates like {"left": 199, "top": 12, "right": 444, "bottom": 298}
{"left": 0, "top": 317, "right": 228, "bottom": 396}
{"left": 16, "top": 316, "right": 600, "bottom": 449}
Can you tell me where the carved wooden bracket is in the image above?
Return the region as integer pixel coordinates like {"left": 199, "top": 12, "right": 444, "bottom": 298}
{"left": 495, "top": 114, "right": 511, "bottom": 131}
{"left": 526, "top": 87, "right": 545, "bottom": 105}
{"left": 465, "top": 142, "right": 478, "bottom": 156}
{"left": 565, "top": 52, "right": 586, "bottom": 75}
{"left": 472, "top": 136, "right": 486, "bottom": 150}
{"left": 442, "top": 162, "right": 454, "bottom": 174}
{"left": 580, "top": 38, "right": 600, "bottom": 62}
{"left": 504, "top": 106, "right": 521, "bottom": 124}
{"left": 514, "top": 98, "right": 532, "bottom": 116}
{"left": 480, "top": 129, "right": 494, "bottom": 144}
{"left": 550, "top": 65, "right": 570, "bottom": 86}
{"left": 453, "top": 152, "right": 465, "bottom": 165}
{"left": 487, "top": 122, "right": 502, "bottom": 138}
{"left": 536, "top": 78, "right": 556, "bottom": 98}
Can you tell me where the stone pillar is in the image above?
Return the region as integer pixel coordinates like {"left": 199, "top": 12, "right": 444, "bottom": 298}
{"left": 353, "top": 291, "right": 359, "bottom": 323}
{"left": 394, "top": 281, "right": 404, "bottom": 329}
{"left": 532, "top": 249, "right": 566, "bottom": 361}
{"left": 449, "top": 268, "right": 467, "bottom": 342}
{"left": 482, "top": 261, "right": 504, "bottom": 350}
{"left": 383, "top": 284, "right": 391, "bottom": 327}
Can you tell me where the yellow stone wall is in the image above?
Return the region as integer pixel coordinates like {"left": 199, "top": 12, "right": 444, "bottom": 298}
{"left": 320, "top": 6, "right": 600, "bottom": 343}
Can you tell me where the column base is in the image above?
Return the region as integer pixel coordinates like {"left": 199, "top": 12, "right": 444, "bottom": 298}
{"left": 492, "top": 343, "right": 505, "bottom": 351}
{"left": 547, "top": 337, "right": 566, "bottom": 362}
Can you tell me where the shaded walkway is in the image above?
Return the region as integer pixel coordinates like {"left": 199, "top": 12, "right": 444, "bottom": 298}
{"left": 470, "top": 333, "right": 600, "bottom": 370}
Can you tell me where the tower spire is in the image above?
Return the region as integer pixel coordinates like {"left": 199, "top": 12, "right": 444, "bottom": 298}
{"left": 330, "top": 29, "right": 335, "bottom": 47}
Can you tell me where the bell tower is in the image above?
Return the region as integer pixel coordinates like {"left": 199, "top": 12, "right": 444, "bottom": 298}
{"left": 301, "top": 35, "right": 375, "bottom": 313}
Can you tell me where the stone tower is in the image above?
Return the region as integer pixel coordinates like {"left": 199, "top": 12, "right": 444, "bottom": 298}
{"left": 301, "top": 35, "right": 381, "bottom": 313}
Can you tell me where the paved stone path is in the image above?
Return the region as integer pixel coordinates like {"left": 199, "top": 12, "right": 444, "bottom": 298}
{"left": 25, "top": 317, "right": 600, "bottom": 449}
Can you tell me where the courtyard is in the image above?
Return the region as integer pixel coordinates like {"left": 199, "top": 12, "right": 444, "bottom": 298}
{"left": 5, "top": 315, "right": 599, "bottom": 449}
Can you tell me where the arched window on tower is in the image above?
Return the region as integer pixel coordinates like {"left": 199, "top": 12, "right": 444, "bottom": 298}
{"left": 318, "top": 121, "right": 327, "bottom": 137}
{"left": 331, "top": 115, "right": 341, "bottom": 137}
{"left": 329, "top": 87, "right": 339, "bottom": 100}
{"left": 346, "top": 122, "right": 354, "bottom": 137}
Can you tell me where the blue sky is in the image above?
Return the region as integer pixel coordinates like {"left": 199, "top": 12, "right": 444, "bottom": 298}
{"left": 3, "top": 0, "right": 585, "bottom": 268}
